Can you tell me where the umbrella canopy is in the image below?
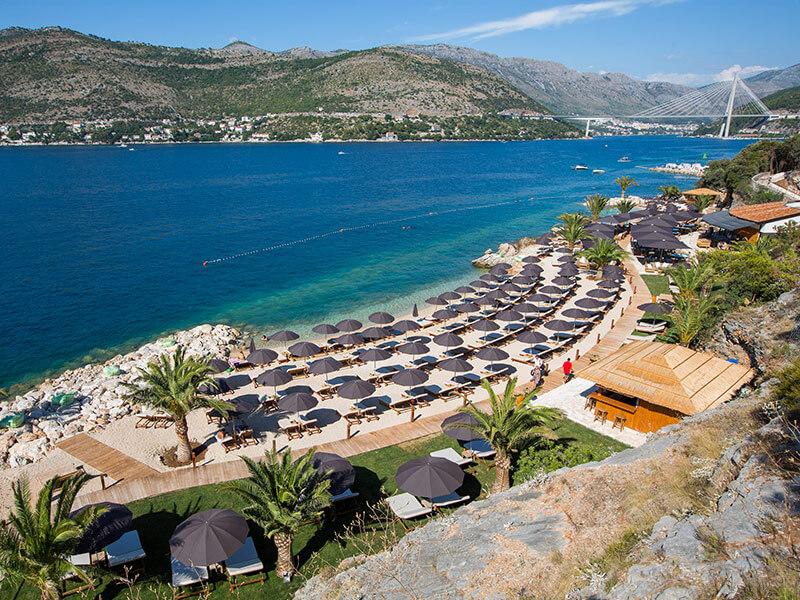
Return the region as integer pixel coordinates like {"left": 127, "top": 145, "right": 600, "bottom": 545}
{"left": 255, "top": 368, "right": 292, "bottom": 387}
{"left": 199, "top": 378, "right": 229, "bottom": 395}
{"left": 336, "top": 319, "right": 363, "bottom": 332}
{"left": 544, "top": 319, "right": 573, "bottom": 332}
{"left": 485, "top": 289, "right": 508, "bottom": 300}
{"left": 412, "top": 303, "right": 419, "bottom": 317}
{"left": 587, "top": 288, "right": 616, "bottom": 298}
{"left": 169, "top": 509, "right": 248, "bottom": 567}
{"left": 539, "top": 285, "right": 564, "bottom": 296}
{"left": 308, "top": 357, "right": 343, "bottom": 376}
{"left": 369, "top": 312, "right": 395, "bottom": 325}
{"left": 455, "top": 285, "right": 476, "bottom": 294}
{"left": 495, "top": 309, "right": 523, "bottom": 322}
{"left": 534, "top": 232, "right": 555, "bottom": 245}
{"left": 338, "top": 378, "right": 376, "bottom": 400}
{"left": 441, "top": 413, "right": 483, "bottom": 442}
{"left": 438, "top": 357, "right": 474, "bottom": 374}
{"left": 552, "top": 276, "right": 575, "bottom": 287}
{"left": 562, "top": 308, "right": 591, "bottom": 319}
{"left": 476, "top": 347, "right": 509, "bottom": 362}
{"left": 603, "top": 265, "right": 624, "bottom": 277}
{"left": 209, "top": 358, "right": 230, "bottom": 373}
{"left": 392, "top": 368, "right": 429, "bottom": 387}
{"left": 426, "top": 296, "right": 449, "bottom": 306}
{"left": 432, "top": 309, "right": 458, "bottom": 320}
{"left": 229, "top": 397, "right": 258, "bottom": 414}
{"left": 555, "top": 247, "right": 572, "bottom": 253}
{"left": 278, "top": 392, "right": 318, "bottom": 413}
{"left": 522, "top": 256, "right": 541, "bottom": 263}
{"left": 452, "top": 302, "right": 479, "bottom": 313}
{"left": 556, "top": 255, "right": 575, "bottom": 263}
{"left": 396, "top": 457, "right": 464, "bottom": 499}
{"left": 398, "top": 341, "right": 429, "bottom": 355}
{"left": 311, "top": 452, "right": 356, "bottom": 496}
{"left": 471, "top": 280, "right": 491, "bottom": 289}
{"left": 511, "top": 276, "right": 535, "bottom": 286}
{"left": 472, "top": 319, "right": 500, "bottom": 332}
{"left": 361, "top": 326, "right": 391, "bottom": 340}
{"left": 516, "top": 330, "right": 548, "bottom": 344}
{"left": 479, "top": 273, "right": 499, "bottom": 282}
{"left": 635, "top": 236, "right": 688, "bottom": 251}
{"left": 312, "top": 324, "right": 339, "bottom": 335}
{"left": 70, "top": 503, "right": 132, "bottom": 554}
{"left": 440, "top": 291, "right": 461, "bottom": 301}
{"left": 269, "top": 330, "right": 299, "bottom": 343}
{"left": 558, "top": 265, "right": 580, "bottom": 276}
{"left": 247, "top": 349, "right": 278, "bottom": 365}
{"left": 500, "top": 283, "right": 522, "bottom": 293}
{"left": 521, "top": 264, "right": 543, "bottom": 274}
{"left": 433, "top": 332, "right": 464, "bottom": 347}
{"left": 576, "top": 298, "right": 607, "bottom": 309}
{"left": 475, "top": 296, "right": 497, "bottom": 306}
{"left": 528, "top": 293, "right": 554, "bottom": 304}
{"left": 359, "top": 347, "right": 392, "bottom": 366}
{"left": 394, "top": 319, "right": 421, "bottom": 333}
{"left": 637, "top": 302, "right": 673, "bottom": 314}
{"left": 289, "top": 341, "right": 321, "bottom": 357}
{"left": 336, "top": 333, "right": 365, "bottom": 346}
{"left": 515, "top": 302, "right": 538, "bottom": 314}
{"left": 597, "top": 279, "right": 620, "bottom": 289}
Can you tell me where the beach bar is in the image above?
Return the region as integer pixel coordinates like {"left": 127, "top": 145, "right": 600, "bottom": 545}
{"left": 580, "top": 341, "right": 753, "bottom": 434}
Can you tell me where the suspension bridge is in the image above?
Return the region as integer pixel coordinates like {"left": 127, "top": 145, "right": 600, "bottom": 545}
{"left": 541, "top": 75, "right": 776, "bottom": 138}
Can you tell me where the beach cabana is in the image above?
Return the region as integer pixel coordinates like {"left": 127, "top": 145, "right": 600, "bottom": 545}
{"left": 579, "top": 341, "right": 753, "bottom": 433}
{"left": 683, "top": 187, "right": 724, "bottom": 200}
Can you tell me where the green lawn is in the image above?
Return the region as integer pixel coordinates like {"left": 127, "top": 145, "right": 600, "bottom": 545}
{"left": 9, "top": 421, "right": 627, "bottom": 600}
{"left": 640, "top": 274, "right": 671, "bottom": 297}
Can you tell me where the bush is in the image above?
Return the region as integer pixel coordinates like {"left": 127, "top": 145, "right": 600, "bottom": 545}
{"left": 771, "top": 358, "right": 800, "bottom": 417}
{"left": 513, "top": 439, "right": 617, "bottom": 484}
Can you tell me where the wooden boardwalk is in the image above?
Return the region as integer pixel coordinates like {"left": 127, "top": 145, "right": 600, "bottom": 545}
{"left": 57, "top": 434, "right": 158, "bottom": 482}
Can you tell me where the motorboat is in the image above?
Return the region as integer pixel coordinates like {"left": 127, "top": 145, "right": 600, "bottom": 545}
{"left": 618, "top": 156, "right": 631, "bottom": 162}
{"left": 592, "top": 169, "right": 605, "bottom": 174}
{"left": 572, "top": 164, "right": 589, "bottom": 170}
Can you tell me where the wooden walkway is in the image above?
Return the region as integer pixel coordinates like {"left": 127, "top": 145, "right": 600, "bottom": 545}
{"left": 57, "top": 434, "right": 158, "bottom": 482}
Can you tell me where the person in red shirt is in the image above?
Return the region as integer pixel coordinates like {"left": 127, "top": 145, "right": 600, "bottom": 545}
{"left": 562, "top": 359, "right": 573, "bottom": 383}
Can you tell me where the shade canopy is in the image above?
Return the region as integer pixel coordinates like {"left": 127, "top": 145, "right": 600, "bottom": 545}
{"left": 361, "top": 326, "right": 391, "bottom": 340}
{"left": 426, "top": 296, "right": 449, "bottom": 306}
{"left": 311, "top": 452, "right": 356, "bottom": 496}
{"left": 199, "top": 378, "right": 229, "bottom": 395}
{"left": 544, "top": 319, "right": 573, "bottom": 332}
{"left": 369, "top": 312, "right": 395, "bottom": 325}
{"left": 289, "top": 341, "right": 321, "bottom": 357}
{"left": 396, "top": 457, "right": 465, "bottom": 499}
{"left": 278, "top": 392, "right": 318, "bottom": 413}
{"left": 269, "top": 330, "right": 299, "bottom": 342}
{"left": 432, "top": 309, "right": 458, "bottom": 320}
{"left": 702, "top": 210, "right": 754, "bottom": 232}
{"left": 522, "top": 256, "right": 540, "bottom": 263}
{"left": 358, "top": 347, "right": 392, "bottom": 363}
{"left": 392, "top": 368, "right": 429, "bottom": 387}
{"left": 336, "top": 319, "right": 363, "bottom": 332}
{"left": 336, "top": 333, "right": 365, "bottom": 346}
{"left": 576, "top": 298, "right": 607, "bottom": 309}
{"left": 476, "top": 347, "right": 509, "bottom": 361}
{"left": 539, "top": 285, "right": 564, "bottom": 296}
{"left": 337, "top": 378, "right": 376, "bottom": 400}
{"left": 500, "top": 283, "right": 522, "bottom": 293}
{"left": 70, "top": 503, "right": 132, "bottom": 554}
{"left": 455, "top": 285, "right": 476, "bottom": 294}
{"left": 255, "top": 368, "right": 292, "bottom": 387}
{"left": 637, "top": 302, "right": 673, "bottom": 314}
{"left": 208, "top": 359, "right": 230, "bottom": 373}
{"left": 453, "top": 302, "right": 480, "bottom": 313}
{"left": 562, "top": 308, "right": 591, "bottom": 319}
{"left": 312, "top": 323, "right": 339, "bottom": 335}
{"left": 398, "top": 341, "right": 429, "bottom": 355}
{"left": 308, "top": 357, "right": 343, "bottom": 375}
{"left": 587, "top": 288, "right": 616, "bottom": 298}
{"left": 579, "top": 340, "right": 753, "bottom": 415}
{"left": 169, "top": 509, "right": 248, "bottom": 567}
{"left": 394, "top": 320, "right": 421, "bottom": 332}
{"left": 552, "top": 276, "right": 575, "bottom": 287}
{"left": 597, "top": 279, "right": 620, "bottom": 289}
{"left": 433, "top": 332, "right": 464, "bottom": 347}
{"left": 247, "top": 349, "right": 278, "bottom": 365}
{"left": 515, "top": 302, "right": 538, "bottom": 314}
{"left": 438, "top": 357, "right": 474, "bottom": 373}
{"left": 441, "top": 413, "right": 483, "bottom": 441}
{"left": 471, "top": 319, "right": 499, "bottom": 332}
{"left": 495, "top": 309, "right": 523, "bottom": 322}
{"left": 516, "top": 330, "right": 548, "bottom": 344}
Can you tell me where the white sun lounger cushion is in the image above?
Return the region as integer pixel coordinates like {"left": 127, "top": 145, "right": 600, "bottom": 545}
{"left": 330, "top": 488, "right": 360, "bottom": 503}
{"left": 430, "top": 447, "right": 471, "bottom": 466}
{"left": 224, "top": 538, "right": 263, "bottom": 577}
{"left": 106, "top": 530, "right": 146, "bottom": 567}
{"left": 464, "top": 439, "right": 496, "bottom": 458}
{"left": 171, "top": 557, "right": 209, "bottom": 587}
{"left": 68, "top": 552, "right": 91, "bottom": 566}
{"left": 430, "top": 492, "right": 470, "bottom": 507}
{"left": 387, "top": 493, "right": 432, "bottom": 520}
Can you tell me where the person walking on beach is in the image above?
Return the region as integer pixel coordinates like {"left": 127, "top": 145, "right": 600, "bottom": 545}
{"left": 530, "top": 355, "right": 543, "bottom": 388}
{"left": 562, "top": 358, "right": 573, "bottom": 383}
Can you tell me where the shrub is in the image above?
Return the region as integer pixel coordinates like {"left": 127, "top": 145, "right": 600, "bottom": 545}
{"left": 513, "top": 439, "right": 617, "bottom": 484}
{"left": 771, "top": 358, "right": 800, "bottom": 417}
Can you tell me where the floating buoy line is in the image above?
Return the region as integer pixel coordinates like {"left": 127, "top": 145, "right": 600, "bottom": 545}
{"left": 203, "top": 194, "right": 568, "bottom": 266}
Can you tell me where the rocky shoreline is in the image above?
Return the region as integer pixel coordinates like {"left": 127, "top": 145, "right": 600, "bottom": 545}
{"left": 0, "top": 324, "right": 241, "bottom": 469}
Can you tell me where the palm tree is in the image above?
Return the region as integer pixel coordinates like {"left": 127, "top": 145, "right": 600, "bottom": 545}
{"left": 578, "top": 238, "right": 629, "bottom": 269}
{"left": 666, "top": 261, "right": 713, "bottom": 300}
{"left": 125, "top": 348, "right": 232, "bottom": 464}
{"left": 614, "top": 175, "right": 640, "bottom": 199}
{"left": 0, "top": 474, "right": 105, "bottom": 600}
{"left": 666, "top": 296, "right": 721, "bottom": 346}
{"left": 614, "top": 198, "right": 637, "bottom": 214}
{"left": 584, "top": 194, "right": 610, "bottom": 220}
{"left": 555, "top": 220, "right": 590, "bottom": 250}
{"left": 458, "top": 379, "right": 560, "bottom": 493}
{"left": 691, "top": 194, "right": 716, "bottom": 213}
{"left": 219, "top": 449, "right": 330, "bottom": 579}
{"left": 657, "top": 184, "right": 682, "bottom": 201}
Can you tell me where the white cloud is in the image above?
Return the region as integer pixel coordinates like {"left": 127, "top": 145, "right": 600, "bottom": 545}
{"left": 411, "top": 0, "right": 680, "bottom": 41}
{"left": 645, "top": 64, "right": 778, "bottom": 86}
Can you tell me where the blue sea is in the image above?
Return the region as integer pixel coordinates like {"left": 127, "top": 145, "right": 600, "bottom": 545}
{"left": 0, "top": 136, "right": 752, "bottom": 389}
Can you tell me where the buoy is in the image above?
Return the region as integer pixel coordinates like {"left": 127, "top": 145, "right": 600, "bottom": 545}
{"left": 203, "top": 261, "right": 208, "bottom": 267}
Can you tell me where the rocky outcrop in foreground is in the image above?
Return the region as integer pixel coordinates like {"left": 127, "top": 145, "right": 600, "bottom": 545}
{"left": 296, "top": 386, "right": 799, "bottom": 600}
{"left": 471, "top": 242, "right": 519, "bottom": 268}
{"left": 0, "top": 324, "right": 240, "bottom": 468}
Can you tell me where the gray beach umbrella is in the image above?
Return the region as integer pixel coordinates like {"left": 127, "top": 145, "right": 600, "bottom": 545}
{"left": 208, "top": 358, "right": 230, "bottom": 373}
{"left": 289, "top": 341, "right": 321, "bottom": 357}
{"left": 312, "top": 323, "right": 339, "bottom": 335}
{"left": 485, "top": 289, "right": 508, "bottom": 300}
{"left": 512, "top": 276, "right": 535, "bottom": 286}
{"left": 336, "top": 319, "right": 363, "bottom": 332}
{"left": 438, "top": 357, "right": 474, "bottom": 374}
{"left": 559, "top": 265, "right": 580, "bottom": 276}
{"left": 476, "top": 347, "right": 509, "bottom": 368}
{"left": 544, "top": 319, "right": 573, "bottom": 332}
{"left": 426, "top": 296, "right": 449, "bottom": 306}
{"left": 500, "top": 282, "right": 522, "bottom": 293}
{"left": 637, "top": 302, "right": 673, "bottom": 314}
{"left": 70, "top": 502, "right": 133, "bottom": 554}
{"left": 597, "top": 279, "right": 620, "bottom": 289}
{"left": 496, "top": 309, "right": 523, "bottom": 322}
{"left": 432, "top": 309, "right": 458, "bottom": 320}
{"left": 603, "top": 265, "right": 624, "bottom": 275}
{"left": 249, "top": 338, "right": 256, "bottom": 354}
{"left": 269, "top": 330, "right": 299, "bottom": 342}
{"left": 534, "top": 232, "right": 554, "bottom": 245}
{"left": 638, "top": 237, "right": 688, "bottom": 251}
{"left": 555, "top": 247, "right": 572, "bottom": 253}
{"left": 587, "top": 288, "right": 615, "bottom": 298}
{"left": 453, "top": 302, "right": 479, "bottom": 313}
{"left": 521, "top": 264, "right": 543, "bottom": 273}
{"left": 361, "top": 326, "right": 391, "bottom": 340}
{"left": 336, "top": 333, "right": 365, "bottom": 346}
{"left": 169, "top": 509, "right": 248, "bottom": 567}
{"left": 472, "top": 319, "right": 499, "bottom": 332}
{"left": 412, "top": 303, "right": 419, "bottom": 317}
{"left": 433, "top": 332, "right": 464, "bottom": 347}
{"left": 255, "top": 368, "right": 292, "bottom": 387}
{"left": 247, "top": 348, "right": 278, "bottom": 365}
{"left": 398, "top": 341, "right": 429, "bottom": 355}
{"left": 392, "top": 368, "right": 429, "bottom": 387}
{"left": 539, "top": 285, "right": 564, "bottom": 296}
{"left": 479, "top": 273, "right": 499, "bottom": 282}
{"left": 576, "top": 298, "right": 607, "bottom": 309}
{"left": 515, "top": 302, "right": 538, "bottom": 314}
{"left": 308, "top": 357, "right": 343, "bottom": 382}
{"left": 455, "top": 285, "right": 476, "bottom": 294}
{"left": 516, "top": 330, "right": 548, "bottom": 351}
{"left": 528, "top": 293, "right": 552, "bottom": 304}
{"left": 471, "top": 280, "right": 491, "bottom": 289}
{"left": 230, "top": 396, "right": 258, "bottom": 414}
{"left": 552, "top": 276, "right": 575, "bottom": 287}
{"left": 441, "top": 413, "right": 483, "bottom": 442}
{"left": 359, "top": 347, "right": 392, "bottom": 369}
{"left": 338, "top": 378, "right": 376, "bottom": 400}
{"left": 522, "top": 256, "right": 541, "bottom": 263}
{"left": 396, "top": 457, "right": 464, "bottom": 499}
{"left": 440, "top": 291, "right": 461, "bottom": 301}
{"left": 311, "top": 452, "right": 356, "bottom": 496}
{"left": 369, "top": 312, "right": 395, "bottom": 325}
{"left": 556, "top": 255, "right": 575, "bottom": 263}
{"left": 394, "top": 319, "right": 421, "bottom": 333}
{"left": 199, "top": 378, "right": 230, "bottom": 395}
{"left": 475, "top": 296, "right": 497, "bottom": 306}
{"left": 562, "top": 308, "right": 591, "bottom": 319}
{"left": 278, "top": 392, "right": 318, "bottom": 413}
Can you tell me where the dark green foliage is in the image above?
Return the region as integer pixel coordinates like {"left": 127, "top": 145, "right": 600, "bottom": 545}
{"left": 513, "top": 439, "right": 618, "bottom": 484}
{"left": 771, "top": 358, "right": 800, "bottom": 417}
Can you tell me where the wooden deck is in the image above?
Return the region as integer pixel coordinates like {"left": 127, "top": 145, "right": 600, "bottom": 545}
{"left": 56, "top": 434, "right": 158, "bottom": 482}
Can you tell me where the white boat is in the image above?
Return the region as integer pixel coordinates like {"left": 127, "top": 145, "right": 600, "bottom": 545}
{"left": 592, "top": 169, "right": 605, "bottom": 174}
{"left": 618, "top": 156, "right": 631, "bottom": 162}
{"left": 338, "top": 151, "right": 346, "bottom": 155}
{"left": 572, "top": 164, "right": 588, "bottom": 170}
{"left": 120, "top": 143, "right": 128, "bottom": 148}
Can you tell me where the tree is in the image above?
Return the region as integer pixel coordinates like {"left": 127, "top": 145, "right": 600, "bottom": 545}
{"left": 614, "top": 176, "right": 640, "bottom": 199}
{"left": 554, "top": 219, "right": 590, "bottom": 250}
{"left": 666, "top": 261, "right": 713, "bottom": 300}
{"left": 0, "top": 474, "right": 105, "bottom": 600}
{"left": 657, "top": 184, "right": 682, "bottom": 201}
{"left": 578, "top": 238, "right": 629, "bottom": 269}
{"left": 219, "top": 449, "right": 330, "bottom": 579}
{"left": 615, "top": 198, "right": 637, "bottom": 214}
{"left": 124, "top": 348, "right": 231, "bottom": 464}
{"left": 584, "top": 193, "right": 610, "bottom": 220}
{"left": 691, "top": 194, "right": 717, "bottom": 213}
{"left": 666, "top": 296, "right": 721, "bottom": 346}
{"left": 458, "top": 379, "right": 559, "bottom": 493}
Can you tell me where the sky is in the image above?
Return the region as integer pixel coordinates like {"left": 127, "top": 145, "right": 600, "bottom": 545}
{"left": 3, "top": 0, "right": 797, "bottom": 87}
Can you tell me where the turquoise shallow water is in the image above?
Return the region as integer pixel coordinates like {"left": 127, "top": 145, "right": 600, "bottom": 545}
{"left": 0, "top": 136, "right": 751, "bottom": 388}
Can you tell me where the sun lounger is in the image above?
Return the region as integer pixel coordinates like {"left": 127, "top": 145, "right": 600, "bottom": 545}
{"left": 237, "top": 429, "right": 257, "bottom": 447}
{"left": 219, "top": 435, "right": 239, "bottom": 453}
{"left": 635, "top": 319, "right": 667, "bottom": 333}
{"left": 386, "top": 493, "right": 433, "bottom": 531}
{"left": 340, "top": 409, "right": 362, "bottom": 424}
{"left": 278, "top": 419, "right": 303, "bottom": 440}
{"left": 463, "top": 439, "right": 496, "bottom": 465}
{"left": 330, "top": 488, "right": 360, "bottom": 514}
{"left": 233, "top": 361, "right": 254, "bottom": 371}
{"left": 430, "top": 447, "right": 473, "bottom": 468}
{"left": 106, "top": 530, "right": 146, "bottom": 573}
{"left": 61, "top": 553, "right": 98, "bottom": 597}
{"left": 224, "top": 537, "right": 264, "bottom": 591}
{"left": 429, "top": 491, "right": 471, "bottom": 510}
{"left": 378, "top": 397, "right": 416, "bottom": 414}
{"left": 298, "top": 415, "right": 321, "bottom": 434}
{"left": 171, "top": 557, "right": 209, "bottom": 599}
